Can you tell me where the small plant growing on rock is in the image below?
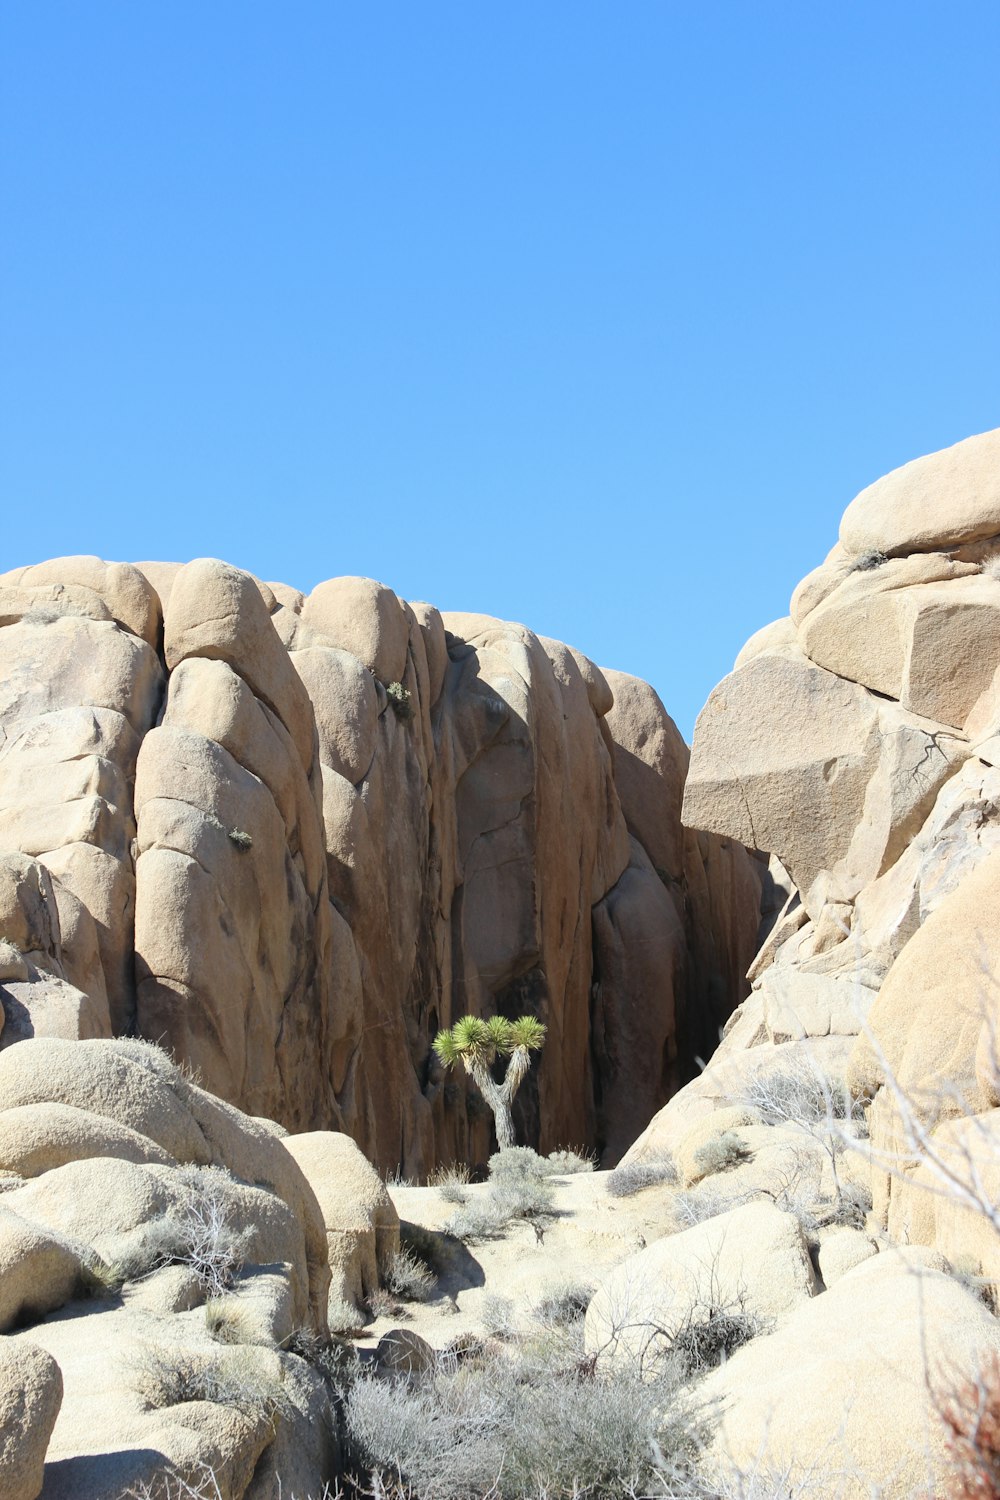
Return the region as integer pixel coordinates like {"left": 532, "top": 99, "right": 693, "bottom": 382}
{"left": 433, "top": 1014, "right": 546, "bottom": 1149}
{"left": 850, "top": 548, "right": 889, "bottom": 572}
{"left": 227, "top": 827, "right": 253, "bottom": 851}
{"left": 386, "top": 680, "right": 413, "bottom": 721}
{"left": 693, "top": 1130, "right": 753, "bottom": 1178}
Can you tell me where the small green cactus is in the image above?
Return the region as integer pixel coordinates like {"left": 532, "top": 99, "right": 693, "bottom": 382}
{"left": 433, "top": 1013, "right": 546, "bottom": 1149}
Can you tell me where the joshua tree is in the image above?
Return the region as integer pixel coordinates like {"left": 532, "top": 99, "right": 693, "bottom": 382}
{"left": 433, "top": 1014, "right": 546, "bottom": 1149}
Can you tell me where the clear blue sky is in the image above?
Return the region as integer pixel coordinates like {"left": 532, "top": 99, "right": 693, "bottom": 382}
{"left": 3, "top": 4, "right": 998, "bottom": 739}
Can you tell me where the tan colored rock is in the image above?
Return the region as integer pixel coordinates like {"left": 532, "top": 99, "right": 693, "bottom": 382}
{"left": 292, "top": 645, "right": 379, "bottom": 784}
{"left": 883, "top": 1111, "right": 1000, "bottom": 1287}
{"left": 673, "top": 1106, "right": 762, "bottom": 1187}
{"left": 284, "top": 1131, "right": 400, "bottom": 1319}
{"left": 584, "top": 1200, "right": 817, "bottom": 1375}
{"left": 164, "top": 558, "right": 317, "bottom": 774}
{"left": 132, "top": 559, "right": 182, "bottom": 613}
{"left": 801, "top": 568, "right": 1000, "bottom": 729}
{"left": 410, "top": 601, "right": 448, "bottom": 706}
{"left": 2, "top": 556, "right": 160, "bottom": 647}
{"left": 602, "top": 670, "right": 686, "bottom": 882}
{"left": 840, "top": 426, "right": 1000, "bottom": 557}
{"left": 702, "top": 1248, "right": 1000, "bottom": 1499}
{"left": 0, "top": 1205, "right": 82, "bottom": 1331}
{"left": 301, "top": 576, "right": 409, "bottom": 684}
{"left": 733, "top": 615, "right": 798, "bottom": 667}
{"left": 0, "top": 1339, "right": 63, "bottom": 1500}
{"left": 788, "top": 541, "right": 854, "bottom": 626}
{"left": 683, "top": 648, "right": 964, "bottom": 913}
{"left": 0, "top": 1102, "right": 175, "bottom": 1177}
{"left": 1, "top": 970, "right": 111, "bottom": 1048}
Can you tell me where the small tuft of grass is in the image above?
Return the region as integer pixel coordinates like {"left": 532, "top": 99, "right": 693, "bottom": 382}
{"left": 227, "top": 828, "right": 253, "bottom": 851}
{"left": 283, "top": 1325, "right": 360, "bottom": 1394}
{"left": 445, "top": 1177, "right": 556, "bottom": 1244}
{"left": 481, "top": 1293, "right": 517, "bottom": 1340}
{"left": 131, "top": 1347, "right": 288, "bottom": 1426}
{"left": 606, "top": 1156, "right": 678, "bottom": 1198}
{"left": 545, "top": 1148, "right": 595, "bottom": 1175}
{"left": 386, "top": 681, "right": 413, "bottom": 721}
{"left": 428, "top": 1162, "right": 470, "bottom": 1205}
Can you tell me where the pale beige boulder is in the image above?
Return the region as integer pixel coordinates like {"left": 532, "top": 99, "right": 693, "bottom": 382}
{"left": 283, "top": 1131, "right": 400, "bottom": 1321}
{"left": 0, "top": 1205, "right": 82, "bottom": 1331}
{"left": 164, "top": 558, "right": 317, "bottom": 774}
{"left": 702, "top": 1248, "right": 1000, "bottom": 1499}
{"left": 884, "top": 1111, "right": 1000, "bottom": 1286}
{"left": 759, "top": 969, "right": 878, "bottom": 1044}
{"left": 602, "top": 670, "right": 686, "bottom": 882}
{"left": 848, "top": 844, "right": 1000, "bottom": 1117}
{"left": 0, "top": 1102, "right": 175, "bottom": 1177}
{"left": 0, "top": 854, "right": 62, "bottom": 973}
{"left": 584, "top": 1200, "right": 817, "bottom": 1375}
{"left": 2, "top": 556, "right": 160, "bottom": 646}
{"left": 816, "top": 1227, "right": 878, "bottom": 1286}
{"left": 0, "top": 1339, "right": 62, "bottom": 1500}
{"left": 840, "top": 426, "right": 1000, "bottom": 557}
{"left": 410, "top": 600, "right": 448, "bottom": 705}
{"left": 300, "top": 576, "right": 409, "bottom": 684}
{"left": 0, "top": 583, "right": 113, "bottom": 630}
{"left": 0, "top": 614, "right": 161, "bottom": 741}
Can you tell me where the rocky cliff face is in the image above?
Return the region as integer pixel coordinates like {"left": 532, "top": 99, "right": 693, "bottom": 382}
{"left": 0, "top": 556, "right": 764, "bottom": 1172}
{"left": 632, "top": 425, "right": 1000, "bottom": 1284}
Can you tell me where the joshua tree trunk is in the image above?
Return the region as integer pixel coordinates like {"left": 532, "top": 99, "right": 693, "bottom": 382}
{"left": 466, "top": 1053, "right": 527, "bottom": 1150}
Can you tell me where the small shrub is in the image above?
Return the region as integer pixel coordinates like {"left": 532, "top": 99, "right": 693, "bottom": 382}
{"left": 670, "top": 1301, "right": 765, "bottom": 1376}
{"left": 693, "top": 1131, "right": 753, "bottom": 1178}
{"left": 534, "top": 1281, "right": 594, "bottom": 1327}
{"left": 204, "top": 1297, "right": 265, "bottom": 1346}
{"left": 949, "top": 1257, "right": 999, "bottom": 1316}
{"left": 606, "top": 1156, "right": 678, "bottom": 1198}
{"left": 445, "top": 1177, "right": 556, "bottom": 1244}
{"left": 545, "top": 1148, "right": 595, "bottom": 1175}
{"left": 481, "top": 1293, "right": 517, "bottom": 1340}
{"left": 850, "top": 548, "right": 889, "bottom": 572}
{"left": 0, "top": 937, "right": 22, "bottom": 964}
{"left": 820, "top": 1179, "right": 873, "bottom": 1231}
{"left": 386, "top": 681, "right": 413, "bottom": 722}
{"left": 428, "top": 1162, "right": 470, "bottom": 1205}
{"left": 227, "top": 828, "right": 253, "bottom": 851}
{"left": 92, "top": 1167, "right": 252, "bottom": 1296}
{"left": 366, "top": 1286, "right": 401, "bottom": 1322}
{"left": 284, "top": 1325, "right": 359, "bottom": 1394}
{"left": 384, "top": 1246, "right": 437, "bottom": 1303}
{"left": 132, "top": 1347, "right": 287, "bottom": 1426}
{"left": 488, "top": 1145, "right": 551, "bottom": 1182}
{"left": 344, "top": 1341, "right": 709, "bottom": 1499}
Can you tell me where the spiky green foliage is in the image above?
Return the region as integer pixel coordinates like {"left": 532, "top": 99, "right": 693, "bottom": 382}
{"left": 432, "top": 1013, "right": 548, "bottom": 1150}
{"left": 509, "top": 1015, "right": 546, "bottom": 1052}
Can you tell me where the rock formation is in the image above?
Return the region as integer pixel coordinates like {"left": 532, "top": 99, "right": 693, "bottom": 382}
{"left": 0, "top": 556, "right": 765, "bottom": 1173}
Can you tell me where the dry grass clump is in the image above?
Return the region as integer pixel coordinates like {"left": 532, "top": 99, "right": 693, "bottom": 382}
{"left": 533, "top": 1281, "right": 594, "bottom": 1328}
{"left": 385, "top": 1245, "right": 437, "bottom": 1303}
{"left": 606, "top": 1157, "right": 678, "bottom": 1198}
{"left": 444, "top": 1176, "right": 555, "bottom": 1244}
{"left": 692, "top": 1132, "right": 753, "bottom": 1178}
{"left": 428, "top": 1163, "right": 470, "bottom": 1205}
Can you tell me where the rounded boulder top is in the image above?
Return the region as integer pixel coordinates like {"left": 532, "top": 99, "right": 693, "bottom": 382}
{"left": 839, "top": 426, "right": 1000, "bottom": 558}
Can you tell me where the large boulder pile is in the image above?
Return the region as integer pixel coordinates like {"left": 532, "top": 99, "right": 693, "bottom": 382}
{"left": 0, "top": 556, "right": 765, "bottom": 1172}
{"left": 0, "top": 1036, "right": 379, "bottom": 1499}
{"left": 616, "top": 427, "right": 1000, "bottom": 1490}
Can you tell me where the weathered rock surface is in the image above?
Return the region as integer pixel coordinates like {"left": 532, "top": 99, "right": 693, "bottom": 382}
{"left": 670, "top": 424, "right": 1000, "bottom": 1348}
{"left": 0, "top": 555, "right": 764, "bottom": 1172}
{"left": 0, "top": 1339, "right": 62, "bottom": 1500}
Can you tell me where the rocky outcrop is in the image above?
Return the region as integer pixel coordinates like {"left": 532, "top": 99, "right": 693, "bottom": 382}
{"left": 0, "top": 555, "right": 764, "bottom": 1172}
{"left": 656, "top": 425, "right": 1000, "bottom": 1288}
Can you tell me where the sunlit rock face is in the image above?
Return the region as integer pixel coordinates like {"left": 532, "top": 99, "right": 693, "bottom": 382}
{"left": 0, "top": 555, "right": 763, "bottom": 1173}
